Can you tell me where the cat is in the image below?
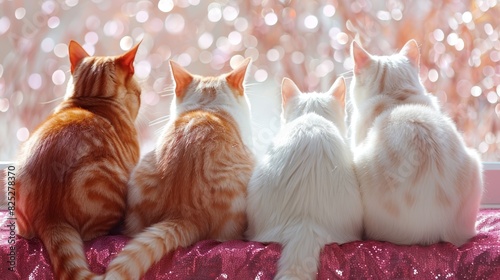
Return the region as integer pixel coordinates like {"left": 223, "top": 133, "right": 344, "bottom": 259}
{"left": 349, "top": 39, "right": 483, "bottom": 246}
{"left": 246, "top": 77, "right": 363, "bottom": 280}
{"left": 103, "top": 58, "right": 255, "bottom": 280}
{"left": 14, "top": 40, "right": 142, "bottom": 279}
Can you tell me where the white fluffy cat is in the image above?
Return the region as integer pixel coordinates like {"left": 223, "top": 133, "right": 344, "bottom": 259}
{"left": 349, "top": 39, "right": 483, "bottom": 246}
{"left": 246, "top": 77, "right": 363, "bottom": 280}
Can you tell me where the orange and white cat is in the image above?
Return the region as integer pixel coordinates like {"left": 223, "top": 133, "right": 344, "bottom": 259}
{"left": 349, "top": 39, "right": 483, "bottom": 246}
{"left": 103, "top": 58, "right": 255, "bottom": 280}
{"left": 15, "top": 40, "right": 142, "bottom": 279}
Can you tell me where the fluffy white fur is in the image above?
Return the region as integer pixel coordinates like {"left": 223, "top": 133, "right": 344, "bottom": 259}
{"left": 349, "top": 39, "right": 483, "bottom": 246}
{"left": 246, "top": 77, "right": 363, "bottom": 280}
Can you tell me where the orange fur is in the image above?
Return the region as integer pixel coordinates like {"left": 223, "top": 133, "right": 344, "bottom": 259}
{"left": 104, "top": 59, "right": 254, "bottom": 280}
{"left": 15, "top": 40, "right": 141, "bottom": 279}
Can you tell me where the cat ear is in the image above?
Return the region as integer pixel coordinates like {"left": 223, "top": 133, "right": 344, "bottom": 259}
{"left": 400, "top": 39, "right": 420, "bottom": 67}
{"left": 281, "top": 77, "right": 301, "bottom": 107}
{"left": 170, "top": 60, "right": 194, "bottom": 98}
{"left": 117, "top": 40, "right": 142, "bottom": 76}
{"left": 226, "top": 58, "right": 252, "bottom": 96}
{"left": 328, "top": 76, "right": 346, "bottom": 108}
{"left": 351, "top": 41, "right": 372, "bottom": 75}
{"left": 68, "top": 40, "right": 90, "bottom": 74}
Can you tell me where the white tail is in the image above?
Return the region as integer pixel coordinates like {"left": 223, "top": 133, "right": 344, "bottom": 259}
{"left": 274, "top": 224, "right": 326, "bottom": 280}
{"left": 40, "top": 223, "right": 101, "bottom": 280}
{"left": 104, "top": 219, "right": 200, "bottom": 280}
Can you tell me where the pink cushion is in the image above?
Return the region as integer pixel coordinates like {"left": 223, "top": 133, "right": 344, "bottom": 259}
{"left": 1, "top": 209, "right": 499, "bottom": 279}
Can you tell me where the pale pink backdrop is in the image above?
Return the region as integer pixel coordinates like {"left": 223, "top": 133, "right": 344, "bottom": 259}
{"left": 0, "top": 0, "right": 499, "bottom": 161}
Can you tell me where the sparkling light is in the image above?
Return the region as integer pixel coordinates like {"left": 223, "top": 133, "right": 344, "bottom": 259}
{"left": 52, "top": 70, "right": 66, "bottom": 85}
{"left": 264, "top": 12, "right": 278, "bottom": 26}
{"left": 15, "top": 8, "right": 26, "bottom": 19}
{"left": 164, "top": 14, "right": 185, "bottom": 33}
{"left": 28, "top": 74, "right": 42, "bottom": 90}
{"left": 208, "top": 3, "right": 222, "bottom": 22}
{"left": 41, "top": 38, "right": 55, "bottom": 53}
{"left": 0, "top": 17, "right": 10, "bottom": 35}
{"left": 120, "top": 36, "right": 134, "bottom": 51}
{"left": 304, "top": 15, "right": 318, "bottom": 29}
{"left": 47, "top": 16, "right": 60, "bottom": 29}
{"left": 323, "top": 5, "right": 336, "bottom": 17}
{"left": 254, "top": 69, "right": 268, "bottom": 82}
{"left": 223, "top": 6, "right": 239, "bottom": 21}
{"left": 158, "top": 0, "right": 174, "bottom": 12}
{"left": 17, "top": 128, "right": 30, "bottom": 142}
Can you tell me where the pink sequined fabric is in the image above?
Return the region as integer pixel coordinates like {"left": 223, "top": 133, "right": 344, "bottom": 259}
{"left": 1, "top": 210, "right": 499, "bottom": 279}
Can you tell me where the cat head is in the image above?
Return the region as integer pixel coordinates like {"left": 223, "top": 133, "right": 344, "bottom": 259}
{"left": 350, "top": 39, "right": 426, "bottom": 108}
{"left": 281, "top": 76, "right": 347, "bottom": 135}
{"left": 64, "top": 40, "right": 142, "bottom": 119}
{"left": 169, "top": 58, "right": 253, "bottom": 147}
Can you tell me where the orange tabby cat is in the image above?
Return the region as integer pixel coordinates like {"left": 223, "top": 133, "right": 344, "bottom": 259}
{"left": 103, "top": 59, "right": 255, "bottom": 280}
{"left": 15, "top": 40, "right": 142, "bottom": 280}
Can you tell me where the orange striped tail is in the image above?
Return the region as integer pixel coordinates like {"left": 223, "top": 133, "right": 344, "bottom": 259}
{"left": 39, "top": 223, "right": 102, "bottom": 280}
{"left": 104, "top": 219, "right": 200, "bottom": 280}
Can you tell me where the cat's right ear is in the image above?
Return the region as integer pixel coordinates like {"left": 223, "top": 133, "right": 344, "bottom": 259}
{"left": 281, "top": 78, "right": 301, "bottom": 107}
{"left": 169, "top": 61, "right": 193, "bottom": 98}
{"left": 69, "top": 40, "right": 90, "bottom": 74}
{"left": 329, "top": 77, "right": 346, "bottom": 108}
{"left": 351, "top": 41, "right": 371, "bottom": 75}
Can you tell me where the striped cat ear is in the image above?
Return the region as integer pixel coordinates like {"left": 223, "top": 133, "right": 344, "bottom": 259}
{"left": 351, "top": 41, "right": 371, "bottom": 75}
{"left": 400, "top": 39, "right": 420, "bottom": 67}
{"left": 329, "top": 76, "right": 346, "bottom": 108}
{"left": 226, "top": 57, "right": 251, "bottom": 96}
{"left": 68, "top": 40, "right": 89, "bottom": 74}
{"left": 117, "top": 40, "right": 141, "bottom": 76}
{"left": 170, "top": 60, "right": 193, "bottom": 98}
{"left": 281, "top": 77, "right": 301, "bottom": 108}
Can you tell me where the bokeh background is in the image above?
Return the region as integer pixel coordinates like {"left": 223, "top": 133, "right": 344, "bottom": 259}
{"left": 0, "top": 0, "right": 499, "bottom": 161}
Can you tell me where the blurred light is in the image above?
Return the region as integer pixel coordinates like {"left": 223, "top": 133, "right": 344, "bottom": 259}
{"left": 471, "top": 86, "right": 482, "bottom": 97}
{"left": 82, "top": 43, "right": 95, "bottom": 55}
{"left": 198, "top": 32, "right": 213, "bottom": 49}
{"left": 17, "top": 128, "right": 30, "bottom": 142}
{"left": 15, "top": 8, "right": 26, "bottom": 19}
{"left": 478, "top": 142, "right": 488, "bottom": 153}
{"left": 433, "top": 29, "right": 444, "bottom": 41}
{"left": 164, "top": 14, "right": 185, "bottom": 33}
{"left": 177, "top": 53, "right": 192, "bottom": 67}
{"left": 266, "top": 49, "right": 280, "bottom": 62}
{"left": 188, "top": 0, "right": 200, "bottom": 5}
{"left": 143, "top": 90, "right": 160, "bottom": 106}
{"left": 487, "top": 91, "right": 498, "bottom": 104}
{"left": 336, "top": 32, "right": 349, "bottom": 45}
{"left": 428, "top": 69, "right": 439, "bottom": 82}
{"left": 446, "top": 33, "right": 458, "bottom": 46}
{"left": 0, "top": 65, "right": 3, "bottom": 78}
{"left": 254, "top": 69, "right": 268, "bottom": 82}
{"left": 120, "top": 36, "right": 134, "bottom": 51}
{"left": 455, "top": 38, "right": 465, "bottom": 51}
{"left": 85, "top": 32, "right": 99, "bottom": 45}
{"left": 199, "top": 51, "right": 212, "bottom": 64}
{"left": 234, "top": 18, "right": 248, "bottom": 32}
{"left": 42, "top": 1, "right": 56, "bottom": 14}
{"left": 462, "top": 11, "right": 473, "bottom": 23}
{"left": 291, "top": 51, "right": 305, "bottom": 64}
{"left": 54, "top": 43, "right": 68, "bottom": 58}
{"left": 264, "top": 12, "right": 278, "bottom": 26}
{"left": 136, "top": 11, "right": 149, "bottom": 23}
{"left": 230, "top": 55, "right": 245, "bottom": 69}
{"left": 223, "top": 6, "right": 239, "bottom": 21}
{"left": 0, "top": 98, "right": 9, "bottom": 113}
{"left": 158, "top": 0, "right": 174, "bottom": 12}
{"left": 104, "top": 20, "right": 124, "bottom": 37}
{"left": 484, "top": 23, "right": 494, "bottom": 35}
{"left": 376, "top": 11, "right": 391, "bottom": 21}
{"left": 135, "top": 61, "right": 152, "bottom": 79}
{"left": 243, "top": 35, "right": 258, "bottom": 48}
{"left": 323, "top": 5, "right": 336, "bottom": 17}
{"left": 228, "top": 31, "right": 242, "bottom": 45}
{"left": 47, "top": 16, "right": 60, "bottom": 28}
{"left": 304, "top": 15, "right": 318, "bottom": 29}
{"left": 391, "top": 9, "right": 403, "bottom": 21}
{"left": 65, "top": 0, "right": 79, "bottom": 7}
{"left": 0, "top": 17, "right": 10, "bottom": 35}
{"left": 41, "top": 38, "right": 55, "bottom": 53}
{"left": 28, "top": 73, "right": 42, "bottom": 90}
{"left": 208, "top": 3, "right": 222, "bottom": 22}
{"left": 52, "top": 70, "right": 66, "bottom": 85}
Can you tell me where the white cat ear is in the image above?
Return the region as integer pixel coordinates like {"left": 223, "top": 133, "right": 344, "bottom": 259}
{"left": 226, "top": 58, "right": 252, "bottom": 96}
{"left": 68, "top": 40, "right": 90, "bottom": 74}
{"left": 329, "top": 76, "right": 346, "bottom": 108}
{"left": 351, "top": 41, "right": 372, "bottom": 75}
{"left": 281, "top": 77, "right": 301, "bottom": 107}
{"left": 169, "top": 60, "right": 194, "bottom": 98}
{"left": 400, "top": 39, "right": 420, "bottom": 67}
{"left": 117, "top": 40, "right": 142, "bottom": 76}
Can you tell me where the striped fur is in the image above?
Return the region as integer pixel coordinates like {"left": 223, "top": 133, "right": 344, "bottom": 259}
{"left": 103, "top": 59, "right": 255, "bottom": 279}
{"left": 349, "top": 39, "right": 483, "bottom": 246}
{"left": 15, "top": 40, "right": 142, "bottom": 279}
{"left": 246, "top": 77, "right": 363, "bottom": 280}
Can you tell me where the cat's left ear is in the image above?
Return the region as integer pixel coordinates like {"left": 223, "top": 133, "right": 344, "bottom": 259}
{"left": 117, "top": 40, "right": 142, "bottom": 76}
{"left": 400, "top": 39, "right": 420, "bottom": 67}
{"left": 69, "top": 40, "right": 90, "bottom": 74}
{"left": 328, "top": 76, "right": 346, "bottom": 108}
{"left": 226, "top": 58, "right": 252, "bottom": 96}
{"left": 351, "top": 41, "right": 372, "bottom": 75}
{"left": 281, "top": 77, "right": 301, "bottom": 108}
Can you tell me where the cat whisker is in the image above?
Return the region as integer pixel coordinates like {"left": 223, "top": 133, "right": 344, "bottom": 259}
{"left": 40, "top": 96, "right": 64, "bottom": 104}
{"left": 149, "top": 116, "right": 171, "bottom": 126}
